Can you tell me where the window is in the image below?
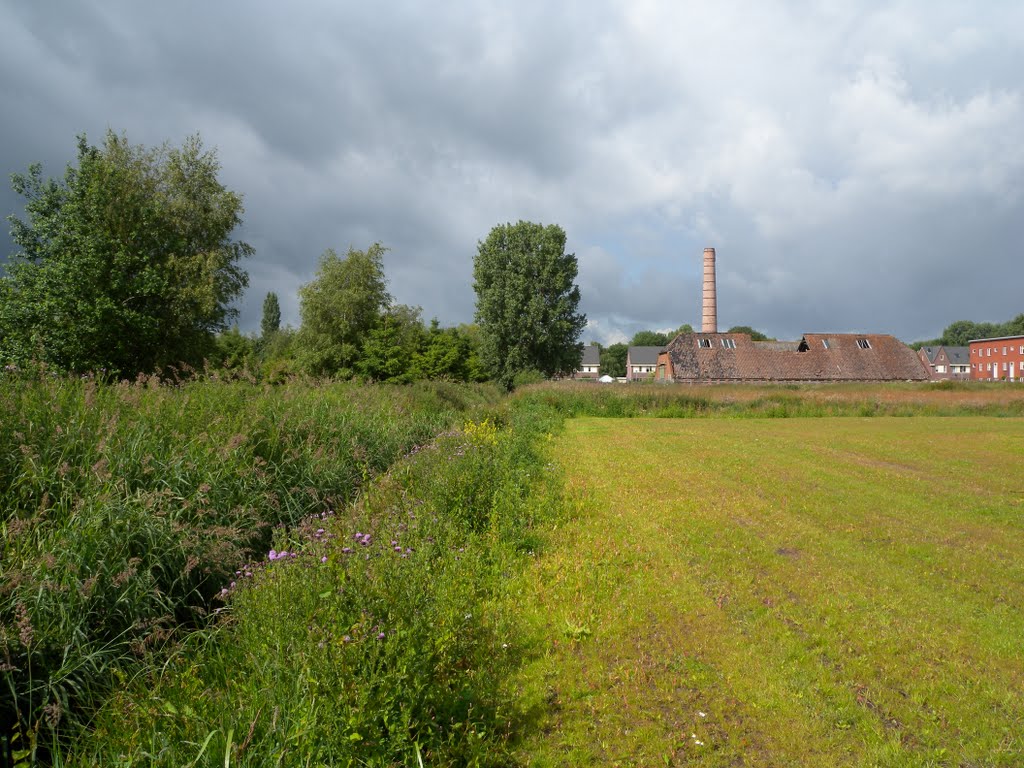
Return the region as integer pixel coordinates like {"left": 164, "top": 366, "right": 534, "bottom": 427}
{"left": 936, "top": 365, "right": 946, "bottom": 373}
{"left": 822, "top": 339, "right": 831, "bottom": 349}
{"left": 987, "top": 348, "right": 991, "bottom": 356}
{"left": 721, "top": 338, "right": 736, "bottom": 349}
{"left": 856, "top": 338, "right": 871, "bottom": 350}
{"left": 698, "top": 338, "right": 712, "bottom": 348}
{"left": 1019, "top": 345, "right": 1024, "bottom": 354}
{"left": 1003, "top": 346, "right": 1008, "bottom": 355}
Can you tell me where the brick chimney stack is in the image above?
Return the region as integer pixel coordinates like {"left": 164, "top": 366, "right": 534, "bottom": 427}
{"left": 702, "top": 247, "right": 717, "bottom": 333}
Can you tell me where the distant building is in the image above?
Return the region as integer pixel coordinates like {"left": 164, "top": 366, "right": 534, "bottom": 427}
{"left": 656, "top": 332, "right": 928, "bottom": 383}
{"left": 917, "top": 346, "right": 970, "bottom": 380}
{"left": 626, "top": 346, "right": 662, "bottom": 381}
{"left": 969, "top": 336, "right": 1024, "bottom": 381}
{"left": 574, "top": 345, "right": 601, "bottom": 379}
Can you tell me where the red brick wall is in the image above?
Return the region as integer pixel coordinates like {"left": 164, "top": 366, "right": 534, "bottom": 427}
{"left": 969, "top": 337, "right": 1024, "bottom": 381}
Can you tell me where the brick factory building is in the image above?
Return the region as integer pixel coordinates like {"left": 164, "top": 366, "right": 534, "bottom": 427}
{"left": 653, "top": 247, "right": 929, "bottom": 383}
{"left": 657, "top": 331, "right": 928, "bottom": 383}
{"left": 969, "top": 336, "right": 1024, "bottom": 381}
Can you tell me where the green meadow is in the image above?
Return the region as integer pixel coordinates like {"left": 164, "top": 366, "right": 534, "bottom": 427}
{"left": 508, "top": 416, "right": 1024, "bottom": 766}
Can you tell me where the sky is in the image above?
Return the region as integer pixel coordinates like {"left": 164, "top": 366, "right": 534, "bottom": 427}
{"left": 1, "top": 1, "right": 1022, "bottom": 345}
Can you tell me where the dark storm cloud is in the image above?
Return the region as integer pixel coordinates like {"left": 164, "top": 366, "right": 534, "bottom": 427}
{"left": 2, "top": 1, "right": 1023, "bottom": 344}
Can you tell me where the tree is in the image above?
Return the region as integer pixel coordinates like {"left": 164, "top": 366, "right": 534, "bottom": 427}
{"left": 261, "top": 292, "right": 281, "bottom": 340}
{"left": 211, "top": 326, "right": 256, "bottom": 371}
{"left": 473, "top": 221, "right": 586, "bottom": 389}
{"left": 296, "top": 244, "right": 391, "bottom": 377}
{"left": 629, "top": 330, "right": 669, "bottom": 347}
{"left": 941, "top": 319, "right": 1002, "bottom": 346}
{"left": 0, "top": 131, "right": 251, "bottom": 375}
{"left": 727, "top": 325, "right": 770, "bottom": 341}
{"left": 357, "top": 304, "right": 425, "bottom": 382}
{"left": 600, "top": 342, "right": 628, "bottom": 378}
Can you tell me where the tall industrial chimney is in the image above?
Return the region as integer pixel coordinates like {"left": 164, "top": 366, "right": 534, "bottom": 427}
{"left": 702, "top": 247, "right": 717, "bottom": 333}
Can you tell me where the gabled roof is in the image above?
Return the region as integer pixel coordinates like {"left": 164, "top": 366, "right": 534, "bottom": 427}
{"left": 662, "top": 332, "right": 928, "bottom": 381}
{"left": 944, "top": 347, "right": 969, "bottom": 364}
{"left": 920, "top": 345, "right": 969, "bottom": 364}
{"left": 627, "top": 346, "right": 662, "bottom": 366}
{"left": 580, "top": 345, "right": 601, "bottom": 366}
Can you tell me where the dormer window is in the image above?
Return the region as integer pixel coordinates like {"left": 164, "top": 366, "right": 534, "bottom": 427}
{"left": 698, "top": 338, "right": 712, "bottom": 348}
{"left": 721, "top": 338, "right": 736, "bottom": 349}
{"left": 822, "top": 339, "right": 831, "bottom": 350}
{"left": 856, "top": 338, "right": 871, "bottom": 350}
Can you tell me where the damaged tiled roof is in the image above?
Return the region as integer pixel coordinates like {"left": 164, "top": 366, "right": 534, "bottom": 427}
{"left": 662, "top": 332, "right": 929, "bottom": 382}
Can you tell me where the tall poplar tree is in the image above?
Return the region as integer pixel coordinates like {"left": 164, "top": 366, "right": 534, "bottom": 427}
{"left": 473, "top": 221, "right": 586, "bottom": 389}
{"left": 261, "top": 292, "right": 281, "bottom": 339}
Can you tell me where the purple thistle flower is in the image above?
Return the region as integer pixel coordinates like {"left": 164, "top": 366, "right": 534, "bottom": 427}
{"left": 377, "top": 632, "right": 385, "bottom": 639}
{"left": 342, "top": 547, "right": 353, "bottom": 554}
{"left": 268, "top": 549, "right": 278, "bottom": 561}
{"left": 343, "top": 635, "right": 352, "bottom": 643}
{"left": 321, "top": 556, "right": 328, "bottom": 563}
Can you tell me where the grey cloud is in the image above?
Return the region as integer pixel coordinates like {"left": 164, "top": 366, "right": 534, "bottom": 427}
{"left": 3, "top": 1, "right": 1023, "bottom": 347}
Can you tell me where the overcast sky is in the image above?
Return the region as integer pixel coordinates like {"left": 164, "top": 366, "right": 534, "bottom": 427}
{"left": 2, "top": 1, "right": 1022, "bottom": 344}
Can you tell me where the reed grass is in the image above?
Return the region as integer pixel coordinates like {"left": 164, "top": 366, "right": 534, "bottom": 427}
{"left": 0, "top": 375, "right": 500, "bottom": 761}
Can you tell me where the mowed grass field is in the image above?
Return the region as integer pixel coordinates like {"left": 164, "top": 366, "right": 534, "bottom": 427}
{"left": 507, "top": 417, "right": 1024, "bottom": 766}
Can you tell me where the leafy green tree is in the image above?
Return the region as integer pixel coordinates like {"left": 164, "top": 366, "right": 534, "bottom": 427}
{"left": 261, "top": 292, "right": 281, "bottom": 340}
{"left": 941, "top": 319, "right": 1002, "bottom": 346}
{"left": 473, "top": 221, "right": 586, "bottom": 389}
{"left": 296, "top": 244, "right": 391, "bottom": 377}
{"left": 629, "top": 330, "right": 669, "bottom": 347}
{"left": 600, "top": 342, "right": 628, "bottom": 378}
{"left": 210, "top": 326, "right": 257, "bottom": 371}
{"left": 674, "top": 323, "right": 694, "bottom": 336}
{"left": 727, "top": 325, "right": 770, "bottom": 341}
{"left": 1004, "top": 314, "right": 1024, "bottom": 336}
{"left": 0, "top": 131, "right": 251, "bottom": 375}
{"left": 357, "top": 305, "right": 426, "bottom": 382}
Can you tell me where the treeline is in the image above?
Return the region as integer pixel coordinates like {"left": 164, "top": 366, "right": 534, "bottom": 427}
{"left": 1, "top": 132, "right": 586, "bottom": 388}
{"left": 912, "top": 315, "right": 1024, "bottom": 349}
{"left": 212, "top": 245, "right": 489, "bottom": 384}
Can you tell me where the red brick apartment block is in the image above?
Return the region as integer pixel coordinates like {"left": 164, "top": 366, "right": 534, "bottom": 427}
{"left": 969, "top": 336, "right": 1024, "bottom": 381}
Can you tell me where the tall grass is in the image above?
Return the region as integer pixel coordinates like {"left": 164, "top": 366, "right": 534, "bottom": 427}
{"left": 0, "top": 375, "right": 500, "bottom": 762}
{"left": 63, "top": 403, "right": 565, "bottom": 766}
